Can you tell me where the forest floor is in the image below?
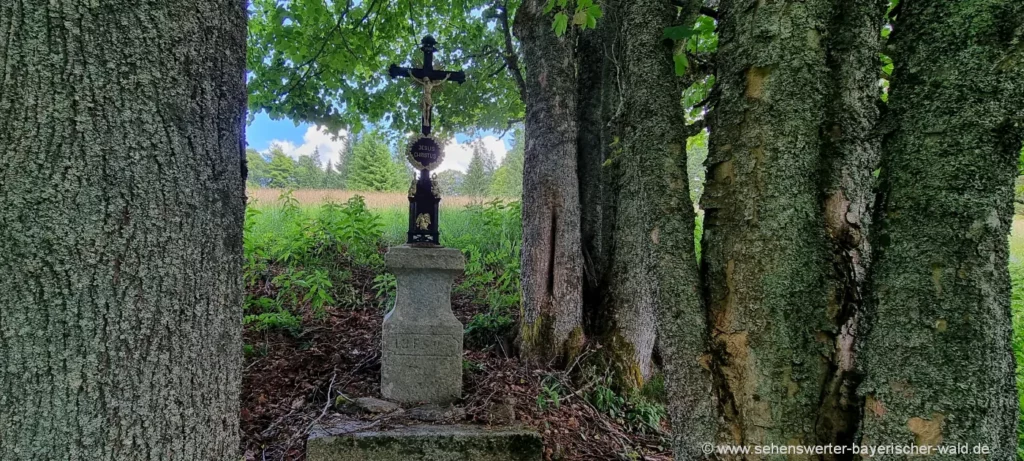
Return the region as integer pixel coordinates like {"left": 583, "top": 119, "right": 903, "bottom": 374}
{"left": 239, "top": 249, "right": 673, "bottom": 461}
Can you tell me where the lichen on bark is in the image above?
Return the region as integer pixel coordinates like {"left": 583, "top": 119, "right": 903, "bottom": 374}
{"left": 857, "top": 1, "right": 1023, "bottom": 456}
{"left": 704, "top": 0, "right": 836, "bottom": 448}
{"left": 514, "top": 0, "right": 585, "bottom": 366}
{"left": 0, "top": 1, "right": 247, "bottom": 459}
{"left": 616, "top": 0, "right": 715, "bottom": 457}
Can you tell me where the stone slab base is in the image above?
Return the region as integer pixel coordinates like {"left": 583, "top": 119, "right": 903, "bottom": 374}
{"left": 307, "top": 423, "right": 542, "bottom": 461}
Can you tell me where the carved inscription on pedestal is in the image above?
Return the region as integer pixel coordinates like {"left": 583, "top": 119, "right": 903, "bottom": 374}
{"left": 387, "top": 333, "right": 460, "bottom": 357}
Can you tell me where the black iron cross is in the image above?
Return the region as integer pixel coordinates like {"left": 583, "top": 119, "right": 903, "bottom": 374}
{"left": 388, "top": 36, "right": 466, "bottom": 136}
{"left": 388, "top": 35, "right": 466, "bottom": 246}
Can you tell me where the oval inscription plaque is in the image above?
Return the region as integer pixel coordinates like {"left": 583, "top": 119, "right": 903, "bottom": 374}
{"left": 406, "top": 135, "right": 444, "bottom": 171}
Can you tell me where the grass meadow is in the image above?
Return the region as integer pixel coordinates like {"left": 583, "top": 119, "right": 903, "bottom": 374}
{"left": 245, "top": 189, "right": 504, "bottom": 246}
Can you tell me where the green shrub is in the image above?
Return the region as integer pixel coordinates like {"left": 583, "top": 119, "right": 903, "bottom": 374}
{"left": 591, "top": 378, "right": 625, "bottom": 418}
{"left": 373, "top": 272, "right": 397, "bottom": 313}
{"left": 587, "top": 375, "right": 667, "bottom": 435}
{"left": 243, "top": 293, "right": 302, "bottom": 335}
{"left": 242, "top": 193, "right": 388, "bottom": 335}
{"left": 536, "top": 375, "right": 563, "bottom": 411}
{"left": 465, "top": 308, "right": 515, "bottom": 349}
{"left": 625, "top": 395, "right": 666, "bottom": 434}
{"left": 452, "top": 200, "right": 523, "bottom": 348}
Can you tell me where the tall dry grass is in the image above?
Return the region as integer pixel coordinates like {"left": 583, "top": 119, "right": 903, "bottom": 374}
{"left": 246, "top": 188, "right": 494, "bottom": 209}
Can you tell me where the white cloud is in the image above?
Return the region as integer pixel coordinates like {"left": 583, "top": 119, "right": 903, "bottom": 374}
{"left": 436, "top": 135, "right": 508, "bottom": 173}
{"left": 264, "top": 129, "right": 508, "bottom": 174}
{"left": 266, "top": 126, "right": 348, "bottom": 168}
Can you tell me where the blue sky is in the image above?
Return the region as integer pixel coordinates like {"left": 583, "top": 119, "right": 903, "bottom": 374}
{"left": 247, "top": 113, "right": 309, "bottom": 152}
{"left": 246, "top": 112, "right": 513, "bottom": 173}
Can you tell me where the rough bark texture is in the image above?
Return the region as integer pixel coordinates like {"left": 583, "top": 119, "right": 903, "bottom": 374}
{"left": 618, "top": 0, "right": 716, "bottom": 457}
{"left": 577, "top": 5, "right": 616, "bottom": 332}
{"left": 704, "top": 0, "right": 835, "bottom": 448}
{"left": 578, "top": 0, "right": 658, "bottom": 389}
{"left": 514, "top": 0, "right": 585, "bottom": 365}
{"left": 857, "top": 1, "right": 1023, "bottom": 456}
{"left": 815, "top": 0, "right": 887, "bottom": 450}
{"left": 0, "top": 1, "right": 247, "bottom": 459}
{"left": 609, "top": 0, "right": 667, "bottom": 388}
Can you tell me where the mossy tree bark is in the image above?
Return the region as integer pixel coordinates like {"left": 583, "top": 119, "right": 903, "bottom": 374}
{"left": 704, "top": 0, "right": 835, "bottom": 447}
{"left": 857, "top": 0, "right": 1023, "bottom": 455}
{"left": 816, "top": 0, "right": 887, "bottom": 449}
{"left": 0, "top": 1, "right": 247, "bottom": 459}
{"left": 616, "top": 0, "right": 716, "bottom": 457}
{"left": 514, "top": 0, "right": 585, "bottom": 365}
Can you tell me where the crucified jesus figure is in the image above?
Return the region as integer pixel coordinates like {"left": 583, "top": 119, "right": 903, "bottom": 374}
{"left": 408, "top": 73, "right": 449, "bottom": 130}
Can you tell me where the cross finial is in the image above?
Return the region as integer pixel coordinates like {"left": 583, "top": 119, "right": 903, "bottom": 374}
{"left": 420, "top": 36, "right": 437, "bottom": 70}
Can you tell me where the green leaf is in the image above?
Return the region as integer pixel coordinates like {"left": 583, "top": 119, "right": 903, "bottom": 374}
{"left": 879, "top": 53, "right": 894, "bottom": 75}
{"left": 543, "top": 0, "right": 556, "bottom": 14}
{"left": 578, "top": 0, "right": 593, "bottom": 8}
{"left": 588, "top": 5, "right": 603, "bottom": 18}
{"left": 586, "top": 14, "right": 597, "bottom": 29}
{"left": 553, "top": 12, "right": 569, "bottom": 36}
{"left": 663, "top": 25, "right": 696, "bottom": 41}
{"left": 673, "top": 53, "right": 689, "bottom": 76}
{"left": 694, "top": 16, "right": 716, "bottom": 33}
{"left": 573, "top": 10, "right": 587, "bottom": 26}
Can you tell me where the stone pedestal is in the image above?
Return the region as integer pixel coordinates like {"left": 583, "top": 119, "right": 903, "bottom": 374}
{"left": 308, "top": 422, "right": 543, "bottom": 461}
{"left": 382, "top": 245, "right": 465, "bottom": 404}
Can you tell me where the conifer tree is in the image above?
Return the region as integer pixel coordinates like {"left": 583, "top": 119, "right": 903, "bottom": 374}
{"left": 460, "top": 140, "right": 496, "bottom": 197}
{"left": 346, "top": 132, "right": 408, "bottom": 192}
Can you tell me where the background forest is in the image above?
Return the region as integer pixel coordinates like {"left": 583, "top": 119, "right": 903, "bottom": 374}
{"left": 244, "top": 128, "right": 525, "bottom": 198}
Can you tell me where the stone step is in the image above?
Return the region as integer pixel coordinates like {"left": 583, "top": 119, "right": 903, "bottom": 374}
{"left": 307, "top": 422, "right": 543, "bottom": 461}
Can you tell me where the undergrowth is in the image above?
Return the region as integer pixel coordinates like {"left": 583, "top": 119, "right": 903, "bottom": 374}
{"left": 242, "top": 192, "right": 522, "bottom": 351}
{"left": 243, "top": 191, "right": 383, "bottom": 334}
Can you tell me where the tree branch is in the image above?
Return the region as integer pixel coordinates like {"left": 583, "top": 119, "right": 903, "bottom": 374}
{"left": 463, "top": 45, "right": 500, "bottom": 61}
{"left": 496, "top": 118, "right": 524, "bottom": 139}
{"left": 280, "top": 0, "right": 355, "bottom": 98}
{"left": 495, "top": 2, "right": 527, "bottom": 101}
{"left": 487, "top": 62, "right": 509, "bottom": 78}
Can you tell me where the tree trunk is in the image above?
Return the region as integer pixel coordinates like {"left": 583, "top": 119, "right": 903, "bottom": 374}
{"left": 704, "top": 0, "right": 834, "bottom": 447}
{"left": 0, "top": 2, "right": 247, "bottom": 459}
{"left": 576, "top": 0, "right": 652, "bottom": 382}
{"left": 616, "top": 0, "right": 716, "bottom": 456}
{"left": 577, "top": 3, "right": 616, "bottom": 334}
{"left": 857, "top": 0, "right": 1022, "bottom": 454}
{"left": 514, "top": 0, "right": 585, "bottom": 365}
{"left": 815, "top": 0, "right": 887, "bottom": 450}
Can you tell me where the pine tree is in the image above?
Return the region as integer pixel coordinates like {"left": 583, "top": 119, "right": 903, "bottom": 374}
{"left": 323, "top": 160, "right": 345, "bottom": 189}
{"left": 489, "top": 129, "right": 525, "bottom": 197}
{"left": 460, "top": 139, "right": 496, "bottom": 197}
{"left": 295, "top": 148, "right": 325, "bottom": 188}
{"left": 266, "top": 147, "right": 298, "bottom": 188}
{"left": 338, "top": 131, "right": 359, "bottom": 188}
{"left": 245, "top": 148, "right": 272, "bottom": 188}
{"left": 346, "top": 132, "right": 408, "bottom": 192}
